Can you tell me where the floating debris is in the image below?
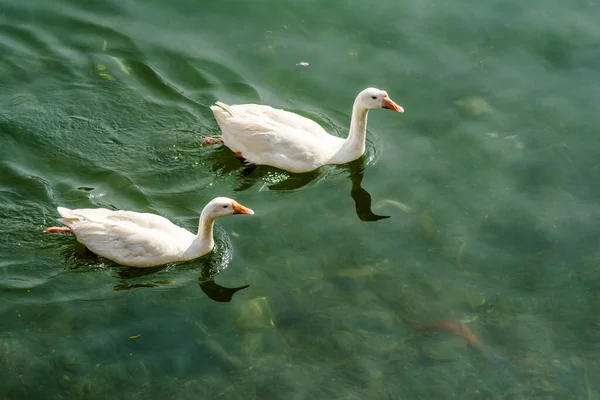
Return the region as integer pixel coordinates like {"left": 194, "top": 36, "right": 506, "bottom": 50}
{"left": 373, "top": 199, "right": 412, "bottom": 214}
{"left": 335, "top": 268, "right": 376, "bottom": 280}
{"left": 110, "top": 56, "right": 130, "bottom": 75}
{"left": 410, "top": 319, "right": 482, "bottom": 349}
{"left": 201, "top": 136, "right": 223, "bottom": 146}
{"left": 296, "top": 61, "right": 309, "bottom": 67}
{"left": 129, "top": 334, "right": 141, "bottom": 339}
{"left": 93, "top": 63, "right": 116, "bottom": 81}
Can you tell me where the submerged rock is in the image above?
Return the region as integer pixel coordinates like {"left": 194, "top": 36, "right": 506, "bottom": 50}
{"left": 231, "top": 296, "right": 275, "bottom": 330}
{"left": 458, "top": 290, "right": 486, "bottom": 311}
{"left": 334, "top": 267, "right": 381, "bottom": 281}
{"left": 454, "top": 97, "right": 491, "bottom": 116}
{"left": 354, "top": 309, "right": 400, "bottom": 334}
{"left": 421, "top": 336, "right": 466, "bottom": 361}
{"left": 196, "top": 339, "right": 243, "bottom": 371}
{"left": 420, "top": 212, "right": 441, "bottom": 243}
{"left": 240, "top": 332, "right": 264, "bottom": 357}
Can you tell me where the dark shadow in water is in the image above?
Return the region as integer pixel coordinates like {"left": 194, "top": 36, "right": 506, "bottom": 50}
{"left": 112, "top": 266, "right": 166, "bottom": 291}
{"left": 209, "top": 145, "right": 389, "bottom": 221}
{"left": 112, "top": 264, "right": 249, "bottom": 302}
{"left": 61, "top": 240, "right": 249, "bottom": 302}
{"left": 198, "top": 278, "right": 250, "bottom": 303}
{"left": 346, "top": 157, "right": 390, "bottom": 222}
{"left": 195, "top": 252, "right": 251, "bottom": 302}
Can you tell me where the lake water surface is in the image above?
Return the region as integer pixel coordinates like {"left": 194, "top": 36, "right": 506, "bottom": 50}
{"left": 1, "top": 0, "right": 600, "bottom": 398}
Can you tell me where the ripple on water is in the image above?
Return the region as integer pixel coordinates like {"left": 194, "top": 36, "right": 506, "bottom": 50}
{"left": 0, "top": 12, "right": 258, "bottom": 307}
{"left": 111, "top": 41, "right": 386, "bottom": 193}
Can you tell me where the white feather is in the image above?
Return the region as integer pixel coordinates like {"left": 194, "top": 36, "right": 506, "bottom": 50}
{"left": 50, "top": 197, "right": 253, "bottom": 268}
{"left": 209, "top": 88, "right": 403, "bottom": 173}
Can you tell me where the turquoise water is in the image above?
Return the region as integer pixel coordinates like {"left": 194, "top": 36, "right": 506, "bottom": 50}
{"left": 1, "top": 0, "right": 600, "bottom": 398}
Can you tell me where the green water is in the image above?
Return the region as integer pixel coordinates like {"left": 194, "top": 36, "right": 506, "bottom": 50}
{"left": 2, "top": 0, "right": 600, "bottom": 398}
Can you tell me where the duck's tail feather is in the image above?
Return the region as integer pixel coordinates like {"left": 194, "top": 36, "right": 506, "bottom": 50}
{"left": 211, "top": 101, "right": 236, "bottom": 116}
{"left": 56, "top": 207, "right": 83, "bottom": 225}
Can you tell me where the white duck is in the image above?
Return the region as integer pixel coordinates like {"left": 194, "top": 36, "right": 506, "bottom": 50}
{"left": 43, "top": 197, "right": 254, "bottom": 268}
{"left": 209, "top": 87, "right": 404, "bottom": 173}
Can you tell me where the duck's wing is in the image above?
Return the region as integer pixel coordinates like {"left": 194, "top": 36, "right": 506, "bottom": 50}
{"left": 57, "top": 207, "right": 182, "bottom": 233}
{"left": 56, "top": 207, "right": 189, "bottom": 266}
{"left": 58, "top": 207, "right": 185, "bottom": 267}
{"left": 211, "top": 103, "right": 333, "bottom": 141}
{"left": 68, "top": 219, "right": 170, "bottom": 265}
{"left": 211, "top": 102, "right": 345, "bottom": 172}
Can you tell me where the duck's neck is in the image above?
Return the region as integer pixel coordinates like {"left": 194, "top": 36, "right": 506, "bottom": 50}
{"left": 185, "top": 210, "right": 215, "bottom": 258}
{"left": 197, "top": 210, "right": 215, "bottom": 248}
{"left": 331, "top": 101, "right": 368, "bottom": 164}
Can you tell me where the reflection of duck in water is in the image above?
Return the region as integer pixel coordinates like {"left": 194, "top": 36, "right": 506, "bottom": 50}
{"left": 208, "top": 148, "right": 390, "bottom": 222}
{"left": 112, "top": 258, "right": 250, "bottom": 303}
{"left": 43, "top": 197, "right": 253, "bottom": 267}
{"left": 198, "top": 274, "right": 249, "bottom": 303}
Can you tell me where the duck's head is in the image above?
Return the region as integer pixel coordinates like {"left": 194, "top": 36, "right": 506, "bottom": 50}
{"left": 357, "top": 88, "right": 404, "bottom": 113}
{"left": 205, "top": 197, "right": 254, "bottom": 219}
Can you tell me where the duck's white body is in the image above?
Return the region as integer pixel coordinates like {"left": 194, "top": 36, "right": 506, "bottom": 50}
{"left": 45, "top": 197, "right": 254, "bottom": 268}
{"left": 210, "top": 88, "right": 404, "bottom": 173}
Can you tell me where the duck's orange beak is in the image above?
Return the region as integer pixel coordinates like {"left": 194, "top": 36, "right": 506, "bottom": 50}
{"left": 381, "top": 96, "right": 404, "bottom": 113}
{"left": 232, "top": 201, "right": 254, "bottom": 215}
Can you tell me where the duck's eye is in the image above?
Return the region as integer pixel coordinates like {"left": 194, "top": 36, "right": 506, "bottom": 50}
{"left": 223, "top": 205, "right": 228, "bottom": 208}
{"left": 371, "top": 96, "right": 377, "bottom": 100}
